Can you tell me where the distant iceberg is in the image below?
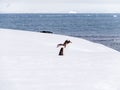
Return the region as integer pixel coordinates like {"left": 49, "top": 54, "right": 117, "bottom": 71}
{"left": 69, "top": 11, "right": 77, "bottom": 14}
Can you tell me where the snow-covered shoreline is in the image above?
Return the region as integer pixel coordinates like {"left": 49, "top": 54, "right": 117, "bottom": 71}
{"left": 0, "top": 28, "right": 120, "bottom": 90}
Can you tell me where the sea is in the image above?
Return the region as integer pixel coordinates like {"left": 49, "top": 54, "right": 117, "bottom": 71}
{"left": 0, "top": 13, "right": 120, "bottom": 51}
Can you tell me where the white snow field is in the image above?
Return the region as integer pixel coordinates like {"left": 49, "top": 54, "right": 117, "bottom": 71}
{"left": 0, "top": 29, "right": 120, "bottom": 90}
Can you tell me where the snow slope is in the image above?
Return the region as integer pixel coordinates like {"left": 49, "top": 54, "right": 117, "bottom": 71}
{"left": 0, "top": 29, "right": 120, "bottom": 90}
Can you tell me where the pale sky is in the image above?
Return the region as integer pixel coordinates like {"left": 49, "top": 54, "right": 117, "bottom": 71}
{"left": 0, "top": 0, "right": 120, "bottom": 13}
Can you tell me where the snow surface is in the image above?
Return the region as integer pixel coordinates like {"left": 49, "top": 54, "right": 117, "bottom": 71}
{"left": 0, "top": 28, "right": 120, "bottom": 90}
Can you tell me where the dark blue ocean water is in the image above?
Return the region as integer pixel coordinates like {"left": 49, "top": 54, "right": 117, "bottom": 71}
{"left": 0, "top": 13, "right": 120, "bottom": 51}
